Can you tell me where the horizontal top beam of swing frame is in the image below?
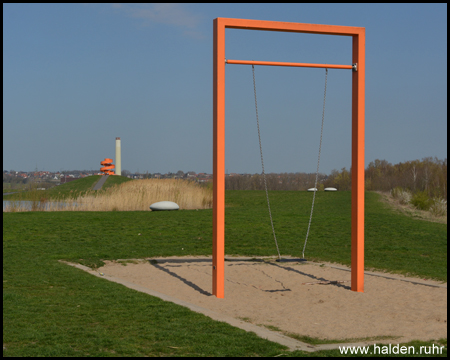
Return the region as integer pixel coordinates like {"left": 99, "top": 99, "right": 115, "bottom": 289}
{"left": 219, "top": 17, "right": 364, "bottom": 36}
{"left": 226, "top": 59, "right": 354, "bottom": 70}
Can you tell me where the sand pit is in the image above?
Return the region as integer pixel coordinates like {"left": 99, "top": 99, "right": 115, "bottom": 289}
{"left": 97, "top": 256, "right": 447, "bottom": 344}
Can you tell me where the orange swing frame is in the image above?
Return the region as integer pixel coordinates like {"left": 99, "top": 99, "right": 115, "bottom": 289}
{"left": 213, "top": 18, "right": 365, "bottom": 298}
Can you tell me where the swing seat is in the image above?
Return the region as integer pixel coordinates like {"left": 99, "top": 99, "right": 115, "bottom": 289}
{"left": 276, "top": 258, "right": 307, "bottom": 263}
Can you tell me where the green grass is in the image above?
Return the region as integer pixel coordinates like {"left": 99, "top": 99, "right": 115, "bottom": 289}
{"left": 3, "top": 191, "right": 447, "bottom": 356}
{"left": 3, "top": 176, "right": 100, "bottom": 201}
{"left": 3, "top": 183, "right": 28, "bottom": 193}
{"left": 101, "top": 174, "right": 133, "bottom": 190}
{"left": 3, "top": 185, "right": 17, "bottom": 193}
{"left": 224, "top": 191, "right": 446, "bottom": 281}
{"left": 3, "top": 175, "right": 133, "bottom": 202}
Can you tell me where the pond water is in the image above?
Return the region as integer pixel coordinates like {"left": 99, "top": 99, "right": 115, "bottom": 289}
{"left": 3, "top": 200, "right": 79, "bottom": 211}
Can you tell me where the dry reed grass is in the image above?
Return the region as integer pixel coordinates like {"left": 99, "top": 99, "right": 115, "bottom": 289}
{"left": 3, "top": 179, "right": 213, "bottom": 212}
{"left": 77, "top": 179, "right": 212, "bottom": 211}
{"left": 376, "top": 191, "right": 447, "bottom": 224}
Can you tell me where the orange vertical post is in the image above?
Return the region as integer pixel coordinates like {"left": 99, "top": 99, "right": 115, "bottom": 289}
{"left": 351, "top": 30, "right": 365, "bottom": 292}
{"left": 212, "top": 18, "right": 225, "bottom": 298}
{"left": 213, "top": 18, "right": 365, "bottom": 297}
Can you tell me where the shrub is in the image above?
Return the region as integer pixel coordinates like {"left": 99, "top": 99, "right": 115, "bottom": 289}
{"left": 391, "top": 187, "right": 412, "bottom": 205}
{"left": 410, "top": 190, "right": 432, "bottom": 211}
{"left": 429, "top": 198, "right": 447, "bottom": 217}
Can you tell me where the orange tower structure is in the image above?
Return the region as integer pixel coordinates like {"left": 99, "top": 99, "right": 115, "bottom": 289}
{"left": 100, "top": 158, "right": 115, "bottom": 175}
{"left": 213, "top": 18, "right": 365, "bottom": 298}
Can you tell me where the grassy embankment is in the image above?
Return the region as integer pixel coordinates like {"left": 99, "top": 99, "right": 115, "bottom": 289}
{"left": 3, "top": 190, "right": 447, "bottom": 356}
{"left": 3, "top": 176, "right": 213, "bottom": 211}
{"left": 3, "top": 175, "right": 131, "bottom": 201}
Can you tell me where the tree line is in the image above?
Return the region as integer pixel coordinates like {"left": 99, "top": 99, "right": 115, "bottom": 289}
{"left": 225, "top": 157, "right": 447, "bottom": 200}
{"left": 364, "top": 157, "right": 446, "bottom": 199}
{"left": 225, "top": 172, "right": 328, "bottom": 191}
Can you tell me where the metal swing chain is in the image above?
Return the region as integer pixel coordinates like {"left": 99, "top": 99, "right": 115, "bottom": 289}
{"left": 302, "top": 68, "right": 328, "bottom": 259}
{"left": 252, "top": 65, "right": 282, "bottom": 260}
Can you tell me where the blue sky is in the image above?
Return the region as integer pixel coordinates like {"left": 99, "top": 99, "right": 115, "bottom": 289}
{"left": 3, "top": 3, "right": 447, "bottom": 174}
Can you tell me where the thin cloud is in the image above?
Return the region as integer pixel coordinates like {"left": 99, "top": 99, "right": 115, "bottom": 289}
{"left": 111, "top": 3, "right": 205, "bottom": 38}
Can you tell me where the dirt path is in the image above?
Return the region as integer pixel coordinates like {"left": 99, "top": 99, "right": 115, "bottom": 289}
{"left": 92, "top": 175, "right": 109, "bottom": 190}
